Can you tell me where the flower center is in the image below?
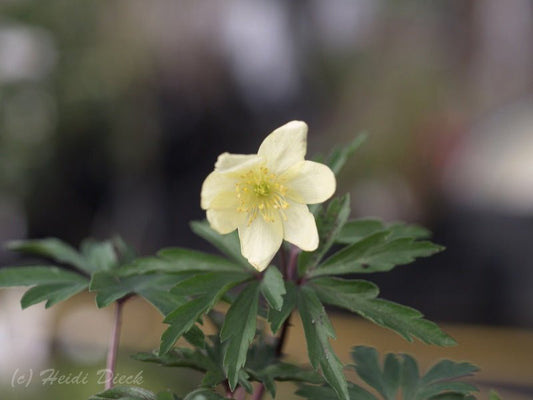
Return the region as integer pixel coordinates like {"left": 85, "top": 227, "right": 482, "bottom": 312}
{"left": 236, "top": 166, "right": 289, "bottom": 224}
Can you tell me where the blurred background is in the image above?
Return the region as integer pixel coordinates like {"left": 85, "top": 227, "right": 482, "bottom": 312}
{"left": 0, "top": 0, "right": 532, "bottom": 399}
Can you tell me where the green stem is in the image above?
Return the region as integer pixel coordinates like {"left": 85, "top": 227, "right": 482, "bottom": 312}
{"left": 105, "top": 299, "right": 124, "bottom": 390}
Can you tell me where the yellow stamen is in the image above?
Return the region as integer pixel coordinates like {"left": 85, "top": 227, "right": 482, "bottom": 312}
{"left": 235, "top": 165, "right": 289, "bottom": 225}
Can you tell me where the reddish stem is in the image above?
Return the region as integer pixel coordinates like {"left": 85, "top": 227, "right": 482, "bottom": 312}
{"left": 105, "top": 300, "right": 124, "bottom": 390}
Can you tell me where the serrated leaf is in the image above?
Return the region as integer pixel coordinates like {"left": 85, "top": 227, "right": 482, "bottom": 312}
{"left": 260, "top": 266, "right": 286, "bottom": 311}
{"left": 0, "top": 266, "right": 87, "bottom": 286}
{"left": 90, "top": 272, "right": 186, "bottom": 308}
{"left": 386, "top": 222, "right": 431, "bottom": 240}
{"left": 89, "top": 386, "right": 156, "bottom": 400}
{"left": 298, "top": 195, "right": 351, "bottom": 276}
{"left": 350, "top": 347, "right": 400, "bottom": 400}
{"left": 326, "top": 133, "right": 367, "bottom": 176}
{"left": 0, "top": 266, "right": 88, "bottom": 308}
{"left": 336, "top": 218, "right": 386, "bottom": 244}
{"left": 81, "top": 239, "right": 118, "bottom": 271}
{"left": 348, "top": 347, "right": 478, "bottom": 400}
{"left": 262, "top": 363, "right": 323, "bottom": 384}
{"left": 336, "top": 219, "right": 431, "bottom": 245}
{"left": 417, "top": 382, "right": 478, "bottom": 400}
{"left": 170, "top": 271, "right": 250, "bottom": 298}
{"left": 221, "top": 281, "right": 260, "bottom": 390}
{"left": 7, "top": 238, "right": 93, "bottom": 273}
{"left": 183, "top": 389, "right": 225, "bottom": 400}
{"left": 402, "top": 354, "right": 420, "bottom": 399}
{"left": 190, "top": 220, "right": 249, "bottom": 267}
{"left": 133, "top": 348, "right": 215, "bottom": 372}
{"left": 488, "top": 390, "right": 501, "bottom": 400}
{"left": 298, "top": 286, "right": 348, "bottom": 400}
{"left": 20, "top": 281, "right": 88, "bottom": 308}
{"left": 311, "top": 278, "right": 456, "bottom": 346}
{"left": 155, "top": 392, "right": 180, "bottom": 400}
{"left": 121, "top": 248, "right": 245, "bottom": 277}
{"left": 421, "top": 360, "right": 479, "bottom": 386}
{"left": 268, "top": 281, "right": 298, "bottom": 334}
{"left": 311, "top": 232, "right": 444, "bottom": 277}
{"left": 135, "top": 287, "right": 185, "bottom": 316}
{"left": 160, "top": 272, "right": 250, "bottom": 354}
{"left": 295, "top": 382, "right": 377, "bottom": 400}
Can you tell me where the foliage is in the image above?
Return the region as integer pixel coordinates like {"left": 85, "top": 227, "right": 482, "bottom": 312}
{"left": 0, "top": 133, "right": 496, "bottom": 400}
{"left": 296, "top": 346, "right": 479, "bottom": 400}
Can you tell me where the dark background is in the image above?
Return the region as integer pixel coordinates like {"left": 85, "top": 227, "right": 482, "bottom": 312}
{"left": 1, "top": 0, "right": 533, "bottom": 329}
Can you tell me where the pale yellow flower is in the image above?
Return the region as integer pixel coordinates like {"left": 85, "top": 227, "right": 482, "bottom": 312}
{"left": 201, "top": 121, "right": 336, "bottom": 271}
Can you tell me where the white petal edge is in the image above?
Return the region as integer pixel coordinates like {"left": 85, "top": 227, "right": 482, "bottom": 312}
{"left": 238, "top": 217, "right": 283, "bottom": 271}
{"left": 258, "top": 121, "right": 307, "bottom": 174}
{"left": 206, "top": 209, "right": 244, "bottom": 234}
{"left": 201, "top": 171, "right": 237, "bottom": 209}
{"left": 282, "top": 160, "right": 336, "bottom": 204}
{"left": 282, "top": 201, "right": 319, "bottom": 251}
{"left": 201, "top": 155, "right": 262, "bottom": 209}
{"left": 214, "top": 153, "right": 260, "bottom": 173}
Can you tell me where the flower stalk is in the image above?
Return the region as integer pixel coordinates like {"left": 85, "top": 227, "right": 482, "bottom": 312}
{"left": 105, "top": 299, "right": 125, "bottom": 390}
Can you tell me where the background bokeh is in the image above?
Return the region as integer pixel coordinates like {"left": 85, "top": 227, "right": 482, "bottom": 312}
{"left": 1, "top": 0, "right": 532, "bottom": 399}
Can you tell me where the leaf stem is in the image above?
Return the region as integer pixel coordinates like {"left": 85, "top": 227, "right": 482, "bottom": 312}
{"left": 251, "top": 383, "right": 265, "bottom": 400}
{"left": 105, "top": 299, "right": 124, "bottom": 390}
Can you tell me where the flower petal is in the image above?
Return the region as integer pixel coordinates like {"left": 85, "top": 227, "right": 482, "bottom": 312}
{"left": 201, "top": 171, "right": 237, "bottom": 209}
{"left": 258, "top": 121, "right": 307, "bottom": 174}
{"left": 282, "top": 202, "right": 319, "bottom": 251}
{"left": 202, "top": 154, "right": 262, "bottom": 209}
{"left": 214, "top": 152, "right": 259, "bottom": 173}
{"left": 206, "top": 209, "right": 244, "bottom": 234}
{"left": 238, "top": 217, "right": 283, "bottom": 271}
{"left": 282, "top": 160, "right": 336, "bottom": 204}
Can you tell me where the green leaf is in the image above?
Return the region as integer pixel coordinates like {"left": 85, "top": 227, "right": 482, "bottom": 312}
{"left": 90, "top": 272, "right": 186, "bottom": 308}
{"left": 298, "top": 286, "right": 348, "bottom": 400}
{"left": 122, "top": 248, "right": 245, "bottom": 276}
{"left": 155, "top": 392, "right": 180, "bottom": 400}
{"left": 20, "top": 281, "right": 88, "bottom": 308}
{"left": 160, "top": 272, "right": 250, "bottom": 354}
{"left": 350, "top": 347, "right": 400, "bottom": 400}
{"left": 295, "top": 383, "right": 377, "bottom": 400}
{"left": 417, "top": 382, "right": 478, "bottom": 399}
{"left": 488, "top": 390, "right": 502, "bottom": 400}
{"left": 349, "top": 347, "right": 478, "bottom": 400}
{"left": 183, "top": 389, "right": 225, "bottom": 400}
{"left": 298, "top": 195, "right": 351, "bottom": 276}
{"left": 336, "top": 219, "right": 431, "bottom": 245}
{"left": 268, "top": 281, "right": 298, "bottom": 334}
{"left": 221, "top": 281, "right": 260, "bottom": 390}
{"left": 135, "top": 287, "right": 185, "bottom": 316}
{"left": 7, "top": 238, "right": 93, "bottom": 273}
{"left": 0, "top": 266, "right": 87, "bottom": 287}
{"left": 311, "top": 278, "right": 456, "bottom": 346}
{"left": 263, "top": 363, "right": 323, "bottom": 384}
{"left": 387, "top": 222, "right": 431, "bottom": 240}
{"left": 336, "top": 218, "right": 386, "bottom": 244}
{"left": 326, "top": 133, "right": 368, "bottom": 176}
{"left": 402, "top": 354, "right": 420, "bottom": 400}
{"left": 0, "top": 266, "right": 88, "bottom": 308}
{"left": 89, "top": 386, "right": 156, "bottom": 400}
{"left": 81, "top": 239, "right": 118, "bottom": 271}
{"left": 260, "top": 266, "right": 286, "bottom": 311}
{"left": 421, "top": 360, "right": 479, "bottom": 386}
{"left": 133, "top": 347, "right": 216, "bottom": 372}
{"left": 311, "top": 232, "right": 444, "bottom": 277}
{"left": 190, "top": 220, "right": 249, "bottom": 267}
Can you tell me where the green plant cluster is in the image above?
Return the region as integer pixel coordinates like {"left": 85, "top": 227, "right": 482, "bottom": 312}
{"left": 0, "top": 137, "right": 500, "bottom": 400}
